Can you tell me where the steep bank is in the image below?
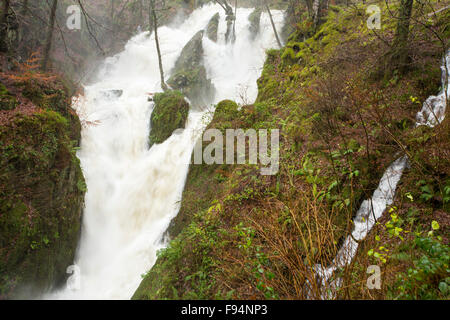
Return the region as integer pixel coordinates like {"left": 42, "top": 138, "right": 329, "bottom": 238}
{"left": 133, "top": 1, "right": 449, "bottom": 300}
{"left": 0, "top": 57, "right": 85, "bottom": 299}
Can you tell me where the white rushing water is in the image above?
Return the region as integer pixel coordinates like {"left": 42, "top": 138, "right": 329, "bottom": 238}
{"left": 47, "top": 4, "right": 284, "bottom": 300}
{"left": 314, "top": 50, "right": 449, "bottom": 299}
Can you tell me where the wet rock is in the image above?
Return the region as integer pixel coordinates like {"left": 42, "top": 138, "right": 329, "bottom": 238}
{"left": 149, "top": 90, "right": 189, "bottom": 147}
{"left": 167, "top": 31, "right": 215, "bottom": 109}
{"left": 206, "top": 12, "right": 220, "bottom": 42}
{"left": 0, "top": 79, "right": 85, "bottom": 299}
{"left": 100, "top": 89, "right": 123, "bottom": 99}
{"left": 248, "top": 8, "right": 262, "bottom": 40}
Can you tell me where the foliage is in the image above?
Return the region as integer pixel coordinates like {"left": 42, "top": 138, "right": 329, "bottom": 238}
{"left": 391, "top": 231, "right": 449, "bottom": 300}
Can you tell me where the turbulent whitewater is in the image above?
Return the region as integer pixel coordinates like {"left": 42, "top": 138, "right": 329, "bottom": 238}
{"left": 46, "top": 4, "right": 284, "bottom": 299}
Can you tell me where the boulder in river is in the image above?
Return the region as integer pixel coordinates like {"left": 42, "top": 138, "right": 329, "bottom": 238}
{"left": 167, "top": 30, "right": 215, "bottom": 109}
{"left": 149, "top": 90, "right": 190, "bottom": 147}
{"left": 248, "top": 7, "right": 262, "bottom": 40}
{"left": 206, "top": 12, "right": 220, "bottom": 42}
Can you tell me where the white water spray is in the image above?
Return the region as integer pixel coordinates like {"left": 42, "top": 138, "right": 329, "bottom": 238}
{"left": 47, "top": 4, "right": 284, "bottom": 300}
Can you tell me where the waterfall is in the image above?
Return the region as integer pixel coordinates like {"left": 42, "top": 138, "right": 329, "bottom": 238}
{"left": 314, "top": 50, "right": 450, "bottom": 299}
{"left": 46, "top": 4, "right": 284, "bottom": 300}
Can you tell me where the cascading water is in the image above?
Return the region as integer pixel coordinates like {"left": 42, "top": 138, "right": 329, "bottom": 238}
{"left": 47, "top": 4, "right": 284, "bottom": 300}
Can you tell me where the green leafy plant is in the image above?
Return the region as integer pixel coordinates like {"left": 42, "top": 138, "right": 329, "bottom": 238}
{"left": 391, "top": 222, "right": 449, "bottom": 300}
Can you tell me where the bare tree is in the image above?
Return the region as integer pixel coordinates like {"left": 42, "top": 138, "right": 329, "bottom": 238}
{"left": 22, "top": 0, "right": 29, "bottom": 15}
{"left": 264, "top": 0, "right": 282, "bottom": 48}
{"left": 150, "top": 0, "right": 168, "bottom": 91}
{"left": 42, "top": 0, "right": 58, "bottom": 71}
{"left": 312, "top": 0, "right": 329, "bottom": 30}
{"left": 0, "top": 0, "right": 11, "bottom": 52}
{"left": 304, "top": 0, "right": 313, "bottom": 17}
{"left": 389, "top": 0, "right": 414, "bottom": 73}
{"left": 213, "top": 0, "right": 235, "bottom": 42}
{"left": 232, "top": 0, "right": 237, "bottom": 43}
{"left": 110, "top": 0, "right": 115, "bottom": 32}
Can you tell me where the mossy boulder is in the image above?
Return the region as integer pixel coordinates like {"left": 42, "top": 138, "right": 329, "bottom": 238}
{"left": 206, "top": 12, "right": 220, "bottom": 42}
{"left": 168, "top": 31, "right": 215, "bottom": 108}
{"left": 0, "top": 110, "right": 85, "bottom": 299}
{"left": 214, "top": 99, "right": 239, "bottom": 121}
{"left": 20, "top": 79, "right": 69, "bottom": 116}
{"left": 248, "top": 7, "right": 262, "bottom": 40}
{"left": 149, "top": 90, "right": 190, "bottom": 147}
{"left": 0, "top": 82, "right": 17, "bottom": 111}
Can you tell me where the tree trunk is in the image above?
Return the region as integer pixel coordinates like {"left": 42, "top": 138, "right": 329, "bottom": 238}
{"left": 139, "top": 0, "right": 143, "bottom": 27}
{"left": 42, "top": 0, "right": 58, "bottom": 71}
{"left": 304, "top": 0, "right": 313, "bottom": 18}
{"left": 22, "top": 0, "right": 29, "bottom": 15}
{"left": 110, "top": 0, "right": 115, "bottom": 32}
{"left": 223, "top": 0, "right": 234, "bottom": 42}
{"left": 312, "top": 0, "right": 322, "bottom": 29}
{"left": 150, "top": 0, "right": 168, "bottom": 91}
{"left": 0, "top": 0, "right": 10, "bottom": 52}
{"left": 231, "top": 0, "right": 237, "bottom": 43}
{"left": 389, "top": 0, "right": 414, "bottom": 73}
{"left": 265, "top": 1, "right": 282, "bottom": 48}
{"left": 148, "top": 0, "right": 154, "bottom": 33}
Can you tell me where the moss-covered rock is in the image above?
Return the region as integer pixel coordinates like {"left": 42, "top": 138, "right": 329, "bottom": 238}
{"left": 168, "top": 31, "right": 215, "bottom": 108}
{"left": 149, "top": 90, "right": 190, "bottom": 147}
{"left": 0, "top": 82, "right": 17, "bottom": 111}
{"left": 19, "top": 79, "right": 70, "bottom": 116}
{"left": 0, "top": 80, "right": 85, "bottom": 299}
{"left": 206, "top": 12, "right": 220, "bottom": 42}
{"left": 214, "top": 99, "right": 239, "bottom": 122}
{"left": 248, "top": 7, "right": 262, "bottom": 40}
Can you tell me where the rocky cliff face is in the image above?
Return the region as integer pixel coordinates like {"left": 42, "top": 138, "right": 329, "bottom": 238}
{"left": 0, "top": 68, "right": 85, "bottom": 299}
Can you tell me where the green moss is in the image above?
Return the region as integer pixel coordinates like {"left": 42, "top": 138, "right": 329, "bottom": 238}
{"left": 0, "top": 82, "right": 18, "bottom": 111}
{"left": 133, "top": 206, "right": 222, "bottom": 300}
{"left": 214, "top": 99, "right": 239, "bottom": 120}
{"left": 0, "top": 81, "right": 84, "bottom": 299}
{"left": 149, "top": 90, "right": 190, "bottom": 147}
{"left": 20, "top": 79, "right": 70, "bottom": 116}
